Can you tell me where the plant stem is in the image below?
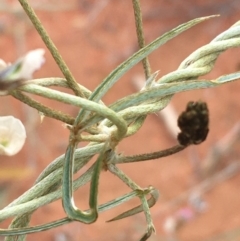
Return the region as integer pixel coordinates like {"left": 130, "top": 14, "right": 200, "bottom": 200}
{"left": 17, "top": 0, "right": 85, "bottom": 97}
{"left": 113, "top": 144, "right": 186, "bottom": 164}
{"left": 132, "top": 0, "right": 151, "bottom": 78}
{"left": 11, "top": 90, "right": 75, "bottom": 124}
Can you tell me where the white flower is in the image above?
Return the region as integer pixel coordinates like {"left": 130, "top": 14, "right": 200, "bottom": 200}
{"left": 2, "top": 49, "right": 45, "bottom": 81}
{"left": 12, "top": 48, "right": 45, "bottom": 80}
{"left": 0, "top": 59, "right": 8, "bottom": 71}
{"left": 0, "top": 49, "right": 45, "bottom": 93}
{"left": 0, "top": 116, "right": 26, "bottom": 156}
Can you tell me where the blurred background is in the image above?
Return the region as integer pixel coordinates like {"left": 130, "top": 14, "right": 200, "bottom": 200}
{"left": 0, "top": 0, "right": 240, "bottom": 240}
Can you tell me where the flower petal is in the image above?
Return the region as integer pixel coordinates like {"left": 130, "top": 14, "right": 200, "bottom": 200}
{"left": 17, "top": 48, "right": 45, "bottom": 80}
{"left": 0, "top": 49, "right": 45, "bottom": 93}
{"left": 0, "top": 116, "right": 26, "bottom": 156}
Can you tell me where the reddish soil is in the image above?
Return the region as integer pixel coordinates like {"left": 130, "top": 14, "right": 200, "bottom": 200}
{"left": 0, "top": 1, "right": 240, "bottom": 241}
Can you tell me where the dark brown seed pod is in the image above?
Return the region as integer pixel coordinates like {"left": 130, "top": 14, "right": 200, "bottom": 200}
{"left": 177, "top": 101, "right": 209, "bottom": 146}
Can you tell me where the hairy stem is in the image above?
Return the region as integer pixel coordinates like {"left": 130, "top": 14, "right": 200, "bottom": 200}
{"left": 17, "top": 0, "right": 85, "bottom": 97}
{"left": 132, "top": 0, "right": 151, "bottom": 78}
{"left": 11, "top": 90, "right": 75, "bottom": 124}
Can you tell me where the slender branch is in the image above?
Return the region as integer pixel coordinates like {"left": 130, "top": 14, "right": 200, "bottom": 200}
{"left": 29, "top": 78, "right": 93, "bottom": 98}
{"left": 132, "top": 0, "right": 151, "bottom": 78}
{"left": 112, "top": 144, "right": 186, "bottom": 164}
{"left": 20, "top": 84, "right": 127, "bottom": 140}
{"left": 11, "top": 90, "right": 75, "bottom": 124}
{"left": 78, "top": 134, "right": 108, "bottom": 142}
{"left": 87, "top": 16, "right": 215, "bottom": 103}
{"left": 0, "top": 188, "right": 157, "bottom": 236}
{"left": 107, "top": 164, "right": 157, "bottom": 239}
{"left": 110, "top": 73, "right": 240, "bottom": 114}
{"left": 69, "top": 16, "right": 215, "bottom": 128}
{"left": 17, "top": 0, "right": 85, "bottom": 97}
